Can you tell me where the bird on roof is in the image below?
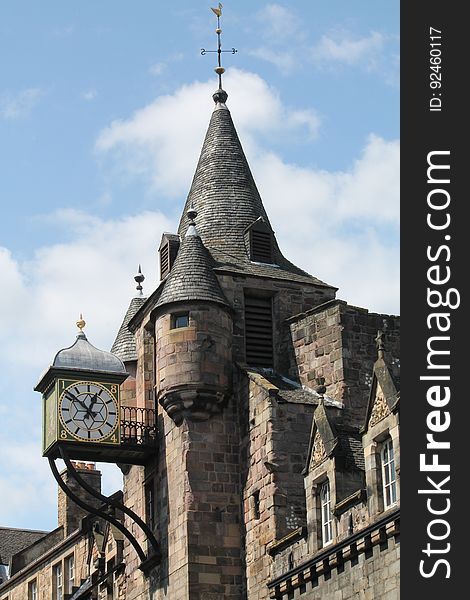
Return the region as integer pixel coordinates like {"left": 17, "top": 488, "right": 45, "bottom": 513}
{"left": 211, "top": 3, "right": 223, "bottom": 17}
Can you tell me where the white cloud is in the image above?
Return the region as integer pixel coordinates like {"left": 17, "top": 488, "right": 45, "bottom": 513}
{"left": 149, "top": 62, "right": 167, "bottom": 76}
{"left": 0, "top": 210, "right": 173, "bottom": 528}
{"left": 95, "top": 69, "right": 320, "bottom": 197}
{"left": 253, "top": 135, "right": 399, "bottom": 313}
{"left": 0, "top": 88, "right": 43, "bottom": 119}
{"left": 311, "top": 30, "right": 385, "bottom": 68}
{"left": 149, "top": 53, "right": 183, "bottom": 77}
{"left": 249, "top": 47, "right": 295, "bottom": 74}
{"left": 0, "top": 210, "right": 175, "bottom": 370}
{"left": 260, "top": 4, "right": 300, "bottom": 41}
{"left": 82, "top": 89, "right": 98, "bottom": 101}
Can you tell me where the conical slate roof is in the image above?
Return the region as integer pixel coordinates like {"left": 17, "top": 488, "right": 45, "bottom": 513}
{"left": 177, "top": 95, "right": 333, "bottom": 288}
{"left": 156, "top": 226, "right": 229, "bottom": 309}
{"left": 111, "top": 296, "right": 147, "bottom": 362}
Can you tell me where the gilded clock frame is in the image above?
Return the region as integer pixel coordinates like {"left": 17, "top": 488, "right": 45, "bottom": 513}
{"left": 57, "top": 378, "right": 121, "bottom": 445}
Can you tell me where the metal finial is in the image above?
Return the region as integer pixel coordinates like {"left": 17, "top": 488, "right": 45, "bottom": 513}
{"left": 187, "top": 202, "right": 198, "bottom": 223}
{"left": 201, "top": 3, "right": 237, "bottom": 97}
{"left": 134, "top": 265, "right": 145, "bottom": 296}
{"left": 76, "top": 313, "right": 86, "bottom": 332}
{"left": 186, "top": 205, "right": 199, "bottom": 237}
{"left": 375, "top": 330, "right": 386, "bottom": 359}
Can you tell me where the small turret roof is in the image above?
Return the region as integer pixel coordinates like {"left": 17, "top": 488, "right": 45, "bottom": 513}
{"left": 111, "top": 297, "right": 147, "bottom": 362}
{"left": 156, "top": 223, "right": 228, "bottom": 309}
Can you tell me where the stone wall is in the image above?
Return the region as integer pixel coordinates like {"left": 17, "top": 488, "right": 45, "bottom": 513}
{"left": 270, "top": 533, "right": 400, "bottom": 600}
{"left": 238, "top": 370, "right": 318, "bottom": 600}
{"left": 135, "top": 322, "right": 156, "bottom": 411}
{"left": 154, "top": 303, "right": 232, "bottom": 424}
{"left": 288, "top": 300, "right": 400, "bottom": 426}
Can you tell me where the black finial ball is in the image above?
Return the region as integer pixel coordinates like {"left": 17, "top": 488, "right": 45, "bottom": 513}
{"left": 213, "top": 89, "right": 228, "bottom": 104}
{"left": 187, "top": 208, "right": 198, "bottom": 222}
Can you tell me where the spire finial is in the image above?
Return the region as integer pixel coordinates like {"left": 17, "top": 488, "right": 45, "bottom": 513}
{"left": 134, "top": 264, "right": 145, "bottom": 296}
{"left": 375, "top": 330, "right": 386, "bottom": 359}
{"left": 186, "top": 204, "right": 199, "bottom": 237}
{"left": 76, "top": 313, "right": 86, "bottom": 333}
{"left": 201, "top": 3, "right": 237, "bottom": 102}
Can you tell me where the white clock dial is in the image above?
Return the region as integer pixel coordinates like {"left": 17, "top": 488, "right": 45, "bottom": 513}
{"left": 59, "top": 381, "right": 119, "bottom": 442}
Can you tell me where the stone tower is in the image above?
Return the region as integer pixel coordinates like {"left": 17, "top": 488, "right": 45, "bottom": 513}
{"left": 110, "top": 84, "right": 400, "bottom": 600}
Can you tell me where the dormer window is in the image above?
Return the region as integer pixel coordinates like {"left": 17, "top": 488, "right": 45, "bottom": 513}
{"left": 245, "top": 218, "right": 274, "bottom": 264}
{"left": 159, "top": 233, "right": 180, "bottom": 280}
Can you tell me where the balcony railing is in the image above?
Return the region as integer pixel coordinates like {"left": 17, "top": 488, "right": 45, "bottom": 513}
{"left": 120, "top": 407, "right": 157, "bottom": 448}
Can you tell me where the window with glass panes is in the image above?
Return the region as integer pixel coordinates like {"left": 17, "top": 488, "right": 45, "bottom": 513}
{"left": 381, "top": 438, "right": 397, "bottom": 508}
{"left": 320, "top": 480, "right": 333, "bottom": 546}
{"left": 28, "top": 580, "right": 37, "bottom": 600}
{"left": 53, "top": 563, "right": 63, "bottom": 600}
{"left": 65, "top": 554, "right": 74, "bottom": 594}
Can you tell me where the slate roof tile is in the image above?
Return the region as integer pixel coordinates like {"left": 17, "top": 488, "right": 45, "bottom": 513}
{"left": 336, "top": 430, "right": 365, "bottom": 471}
{"left": 111, "top": 297, "right": 147, "bottom": 361}
{"left": 0, "top": 527, "right": 48, "bottom": 566}
{"left": 156, "top": 230, "right": 229, "bottom": 308}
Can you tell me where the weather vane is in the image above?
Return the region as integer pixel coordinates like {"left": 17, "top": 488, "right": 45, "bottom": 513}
{"left": 201, "top": 3, "right": 237, "bottom": 89}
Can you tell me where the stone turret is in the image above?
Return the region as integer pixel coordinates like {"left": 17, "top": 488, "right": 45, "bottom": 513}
{"left": 154, "top": 209, "right": 232, "bottom": 425}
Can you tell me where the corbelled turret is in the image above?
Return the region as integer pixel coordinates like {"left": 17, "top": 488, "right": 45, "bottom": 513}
{"left": 154, "top": 210, "right": 232, "bottom": 425}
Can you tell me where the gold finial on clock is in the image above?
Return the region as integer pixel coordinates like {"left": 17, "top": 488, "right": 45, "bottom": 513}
{"left": 76, "top": 313, "right": 86, "bottom": 332}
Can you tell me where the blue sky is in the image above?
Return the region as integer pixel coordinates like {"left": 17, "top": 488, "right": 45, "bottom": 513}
{"left": 0, "top": 1, "right": 399, "bottom": 531}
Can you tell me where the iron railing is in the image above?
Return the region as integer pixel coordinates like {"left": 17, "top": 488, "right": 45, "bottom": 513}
{"left": 120, "top": 407, "right": 157, "bottom": 447}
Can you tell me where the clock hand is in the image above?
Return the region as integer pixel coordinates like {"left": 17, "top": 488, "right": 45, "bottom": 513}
{"left": 65, "top": 391, "right": 89, "bottom": 411}
{"left": 86, "top": 393, "right": 99, "bottom": 418}
{"left": 66, "top": 391, "right": 96, "bottom": 418}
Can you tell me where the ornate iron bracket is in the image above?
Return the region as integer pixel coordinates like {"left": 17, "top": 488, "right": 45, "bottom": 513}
{"left": 49, "top": 447, "right": 160, "bottom": 573}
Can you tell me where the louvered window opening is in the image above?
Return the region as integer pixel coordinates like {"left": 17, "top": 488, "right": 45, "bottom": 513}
{"left": 245, "top": 296, "right": 273, "bottom": 367}
{"left": 251, "top": 229, "right": 273, "bottom": 263}
{"left": 160, "top": 243, "right": 170, "bottom": 279}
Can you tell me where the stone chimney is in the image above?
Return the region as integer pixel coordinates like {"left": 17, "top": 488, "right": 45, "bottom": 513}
{"left": 58, "top": 462, "right": 102, "bottom": 536}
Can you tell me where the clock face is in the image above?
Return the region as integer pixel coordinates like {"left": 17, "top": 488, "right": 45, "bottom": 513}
{"left": 59, "top": 381, "right": 119, "bottom": 442}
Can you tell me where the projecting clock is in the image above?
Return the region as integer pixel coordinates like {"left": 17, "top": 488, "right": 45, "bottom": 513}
{"left": 59, "top": 381, "right": 119, "bottom": 442}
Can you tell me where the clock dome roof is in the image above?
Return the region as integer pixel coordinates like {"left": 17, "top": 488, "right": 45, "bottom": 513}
{"left": 53, "top": 331, "right": 127, "bottom": 375}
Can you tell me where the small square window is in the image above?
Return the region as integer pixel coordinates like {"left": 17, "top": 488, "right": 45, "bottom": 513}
{"left": 172, "top": 313, "right": 189, "bottom": 329}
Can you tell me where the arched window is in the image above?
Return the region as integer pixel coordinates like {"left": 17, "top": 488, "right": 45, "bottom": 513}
{"left": 381, "top": 438, "right": 397, "bottom": 508}
{"left": 320, "top": 480, "right": 333, "bottom": 546}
